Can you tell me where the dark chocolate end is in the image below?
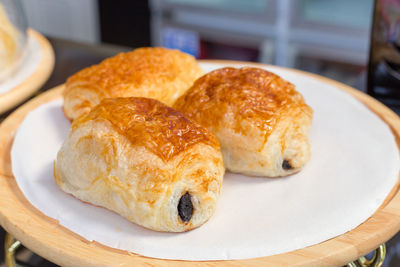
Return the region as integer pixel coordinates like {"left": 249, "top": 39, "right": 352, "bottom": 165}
{"left": 178, "top": 192, "right": 193, "bottom": 222}
{"left": 282, "top": 160, "right": 292, "bottom": 170}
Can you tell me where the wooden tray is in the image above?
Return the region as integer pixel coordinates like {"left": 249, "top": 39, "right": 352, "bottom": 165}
{"left": 0, "top": 61, "right": 400, "bottom": 266}
{"left": 0, "top": 29, "right": 54, "bottom": 114}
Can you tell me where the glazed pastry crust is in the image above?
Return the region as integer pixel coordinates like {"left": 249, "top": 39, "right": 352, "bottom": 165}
{"left": 63, "top": 47, "right": 204, "bottom": 120}
{"left": 174, "top": 67, "right": 313, "bottom": 177}
{"left": 55, "top": 97, "right": 225, "bottom": 232}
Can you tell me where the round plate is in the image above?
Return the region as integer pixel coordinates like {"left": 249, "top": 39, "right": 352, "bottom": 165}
{"left": 0, "top": 29, "right": 54, "bottom": 114}
{"left": 0, "top": 60, "right": 400, "bottom": 266}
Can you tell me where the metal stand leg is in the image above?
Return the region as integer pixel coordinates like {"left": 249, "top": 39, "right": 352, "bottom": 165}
{"left": 4, "top": 233, "right": 21, "bottom": 267}
{"left": 347, "top": 244, "right": 386, "bottom": 267}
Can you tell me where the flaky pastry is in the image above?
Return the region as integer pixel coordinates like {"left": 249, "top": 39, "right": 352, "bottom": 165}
{"left": 63, "top": 47, "right": 203, "bottom": 120}
{"left": 55, "top": 97, "right": 224, "bottom": 232}
{"left": 174, "top": 67, "right": 313, "bottom": 177}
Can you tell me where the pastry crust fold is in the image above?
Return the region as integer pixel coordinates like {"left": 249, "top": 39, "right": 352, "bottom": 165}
{"left": 63, "top": 47, "right": 204, "bottom": 120}
{"left": 174, "top": 67, "right": 313, "bottom": 177}
{"left": 55, "top": 97, "right": 224, "bottom": 232}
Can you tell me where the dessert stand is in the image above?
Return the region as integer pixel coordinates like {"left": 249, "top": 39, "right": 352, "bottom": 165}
{"left": 0, "top": 61, "right": 399, "bottom": 266}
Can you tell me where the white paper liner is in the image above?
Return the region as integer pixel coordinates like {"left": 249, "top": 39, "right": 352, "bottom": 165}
{"left": 11, "top": 63, "right": 400, "bottom": 261}
{"left": 0, "top": 34, "right": 41, "bottom": 95}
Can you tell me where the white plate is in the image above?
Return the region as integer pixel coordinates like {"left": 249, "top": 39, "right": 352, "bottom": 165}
{"left": 11, "top": 62, "right": 400, "bottom": 261}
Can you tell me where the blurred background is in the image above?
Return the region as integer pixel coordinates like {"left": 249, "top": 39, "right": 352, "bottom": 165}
{"left": 2, "top": 0, "right": 400, "bottom": 266}
{"left": 20, "top": 0, "right": 373, "bottom": 86}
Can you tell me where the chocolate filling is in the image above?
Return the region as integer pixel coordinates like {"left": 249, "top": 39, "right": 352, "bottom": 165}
{"left": 282, "top": 159, "right": 292, "bottom": 170}
{"left": 178, "top": 192, "right": 193, "bottom": 222}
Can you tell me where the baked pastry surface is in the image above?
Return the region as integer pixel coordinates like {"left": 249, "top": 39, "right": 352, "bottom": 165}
{"left": 174, "top": 67, "right": 313, "bottom": 177}
{"left": 63, "top": 47, "right": 203, "bottom": 120}
{"left": 55, "top": 97, "right": 224, "bottom": 232}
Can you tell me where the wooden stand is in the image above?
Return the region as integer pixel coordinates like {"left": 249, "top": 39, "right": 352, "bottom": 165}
{"left": 0, "top": 61, "right": 400, "bottom": 266}
{"left": 0, "top": 29, "right": 54, "bottom": 114}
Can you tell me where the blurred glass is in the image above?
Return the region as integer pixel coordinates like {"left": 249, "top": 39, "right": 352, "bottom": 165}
{"left": 0, "top": 0, "right": 28, "bottom": 82}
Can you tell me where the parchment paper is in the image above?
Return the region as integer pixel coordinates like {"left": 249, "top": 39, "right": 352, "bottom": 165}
{"left": 11, "top": 63, "right": 400, "bottom": 260}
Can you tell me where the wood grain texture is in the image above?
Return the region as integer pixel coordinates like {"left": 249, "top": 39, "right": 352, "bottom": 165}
{"left": 0, "top": 28, "right": 55, "bottom": 114}
{"left": 0, "top": 61, "right": 400, "bottom": 267}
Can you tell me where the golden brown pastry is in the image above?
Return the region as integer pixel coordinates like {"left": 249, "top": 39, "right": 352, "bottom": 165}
{"left": 0, "top": 3, "right": 22, "bottom": 82}
{"left": 55, "top": 97, "right": 224, "bottom": 232}
{"left": 63, "top": 47, "right": 204, "bottom": 120}
{"left": 174, "top": 67, "right": 313, "bottom": 177}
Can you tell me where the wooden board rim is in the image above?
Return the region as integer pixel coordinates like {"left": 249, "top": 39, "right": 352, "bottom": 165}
{"left": 0, "top": 28, "right": 55, "bottom": 114}
{"left": 0, "top": 60, "right": 400, "bottom": 266}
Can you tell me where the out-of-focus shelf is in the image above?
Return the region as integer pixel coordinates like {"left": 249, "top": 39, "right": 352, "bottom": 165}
{"left": 171, "top": 10, "right": 276, "bottom": 39}
{"left": 163, "top": 21, "right": 268, "bottom": 49}
{"left": 150, "top": 0, "right": 373, "bottom": 68}
{"left": 292, "top": 43, "right": 368, "bottom": 66}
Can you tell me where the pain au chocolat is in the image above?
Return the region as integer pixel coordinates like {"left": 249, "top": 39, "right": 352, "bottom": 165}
{"left": 174, "top": 67, "right": 313, "bottom": 177}
{"left": 54, "top": 97, "right": 224, "bottom": 232}
{"left": 63, "top": 47, "right": 203, "bottom": 121}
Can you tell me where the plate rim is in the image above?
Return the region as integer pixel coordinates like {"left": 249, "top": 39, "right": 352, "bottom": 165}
{"left": 0, "top": 60, "right": 399, "bottom": 266}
